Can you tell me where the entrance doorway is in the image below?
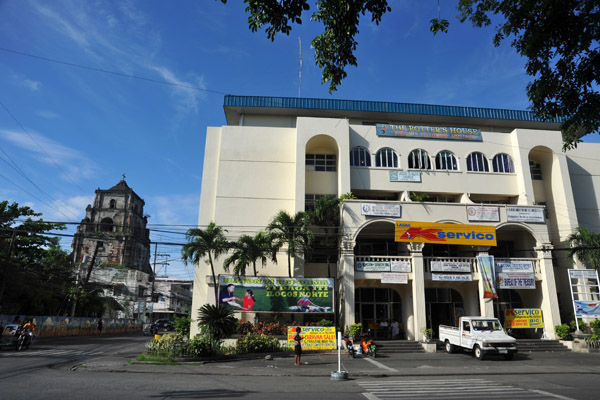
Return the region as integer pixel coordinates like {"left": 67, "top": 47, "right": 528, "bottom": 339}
{"left": 355, "top": 287, "right": 402, "bottom": 339}
{"left": 425, "top": 288, "right": 464, "bottom": 338}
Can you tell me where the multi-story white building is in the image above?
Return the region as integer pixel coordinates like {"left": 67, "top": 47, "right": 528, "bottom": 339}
{"left": 190, "top": 95, "right": 600, "bottom": 340}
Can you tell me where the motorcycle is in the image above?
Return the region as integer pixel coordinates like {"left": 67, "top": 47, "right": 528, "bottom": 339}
{"left": 1, "top": 324, "right": 33, "bottom": 351}
{"left": 360, "top": 336, "right": 377, "bottom": 358}
{"left": 343, "top": 335, "right": 355, "bottom": 358}
{"left": 16, "top": 329, "right": 33, "bottom": 351}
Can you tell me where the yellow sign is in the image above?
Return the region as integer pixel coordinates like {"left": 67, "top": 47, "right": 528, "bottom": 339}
{"left": 287, "top": 326, "right": 337, "bottom": 351}
{"left": 395, "top": 221, "right": 497, "bottom": 246}
{"left": 505, "top": 308, "right": 543, "bottom": 329}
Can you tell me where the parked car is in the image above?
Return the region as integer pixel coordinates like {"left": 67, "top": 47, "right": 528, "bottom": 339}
{"left": 439, "top": 316, "right": 517, "bottom": 360}
{"left": 153, "top": 319, "right": 174, "bottom": 331}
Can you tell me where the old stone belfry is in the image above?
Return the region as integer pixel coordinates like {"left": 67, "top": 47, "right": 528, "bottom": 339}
{"left": 71, "top": 179, "right": 153, "bottom": 318}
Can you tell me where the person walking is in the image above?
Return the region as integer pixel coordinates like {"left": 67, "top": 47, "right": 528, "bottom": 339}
{"left": 293, "top": 327, "right": 303, "bottom": 365}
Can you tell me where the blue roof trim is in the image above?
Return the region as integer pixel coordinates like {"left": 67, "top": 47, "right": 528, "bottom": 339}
{"left": 224, "top": 95, "right": 562, "bottom": 123}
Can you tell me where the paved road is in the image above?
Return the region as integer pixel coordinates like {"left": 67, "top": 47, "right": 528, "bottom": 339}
{"left": 1, "top": 336, "right": 600, "bottom": 399}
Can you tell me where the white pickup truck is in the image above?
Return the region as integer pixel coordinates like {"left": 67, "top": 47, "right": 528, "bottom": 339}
{"left": 439, "top": 316, "right": 517, "bottom": 360}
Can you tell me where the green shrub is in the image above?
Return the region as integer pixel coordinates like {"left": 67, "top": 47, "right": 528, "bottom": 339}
{"left": 569, "top": 319, "right": 588, "bottom": 332}
{"left": 236, "top": 333, "right": 281, "bottom": 354}
{"left": 585, "top": 334, "right": 599, "bottom": 343}
{"left": 555, "top": 324, "right": 571, "bottom": 340}
{"left": 187, "top": 336, "right": 221, "bottom": 357}
{"left": 318, "top": 319, "right": 334, "bottom": 327}
{"left": 347, "top": 323, "right": 362, "bottom": 338}
{"left": 174, "top": 315, "right": 191, "bottom": 337}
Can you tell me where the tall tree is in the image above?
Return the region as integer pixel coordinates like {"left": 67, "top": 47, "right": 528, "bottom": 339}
{"left": 181, "top": 222, "right": 230, "bottom": 304}
{"left": 267, "top": 210, "right": 312, "bottom": 278}
{"left": 220, "top": 0, "right": 600, "bottom": 148}
{"left": 567, "top": 226, "right": 600, "bottom": 272}
{"left": 0, "top": 201, "right": 71, "bottom": 314}
{"left": 306, "top": 195, "right": 341, "bottom": 278}
{"left": 224, "top": 231, "right": 277, "bottom": 276}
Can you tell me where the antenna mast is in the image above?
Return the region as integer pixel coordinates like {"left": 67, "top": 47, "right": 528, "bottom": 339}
{"left": 298, "top": 37, "right": 302, "bottom": 97}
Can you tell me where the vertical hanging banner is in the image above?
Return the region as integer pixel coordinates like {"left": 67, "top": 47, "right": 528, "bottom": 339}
{"left": 477, "top": 255, "right": 498, "bottom": 299}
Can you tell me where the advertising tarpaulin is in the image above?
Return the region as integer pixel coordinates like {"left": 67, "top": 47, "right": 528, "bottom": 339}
{"left": 496, "top": 261, "right": 536, "bottom": 289}
{"left": 477, "top": 255, "right": 498, "bottom": 299}
{"left": 575, "top": 301, "right": 600, "bottom": 317}
{"left": 218, "top": 275, "right": 334, "bottom": 313}
{"left": 505, "top": 309, "right": 543, "bottom": 329}
{"left": 286, "top": 326, "right": 337, "bottom": 351}
{"left": 395, "top": 221, "right": 497, "bottom": 246}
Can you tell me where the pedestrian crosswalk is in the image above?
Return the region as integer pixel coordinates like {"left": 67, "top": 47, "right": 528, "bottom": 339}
{"left": 0, "top": 348, "right": 105, "bottom": 358}
{"left": 358, "top": 378, "right": 573, "bottom": 399}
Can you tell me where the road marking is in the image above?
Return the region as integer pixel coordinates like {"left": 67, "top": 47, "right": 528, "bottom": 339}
{"left": 528, "top": 389, "right": 576, "bottom": 400}
{"left": 359, "top": 378, "right": 563, "bottom": 399}
{"left": 362, "top": 357, "right": 398, "bottom": 372}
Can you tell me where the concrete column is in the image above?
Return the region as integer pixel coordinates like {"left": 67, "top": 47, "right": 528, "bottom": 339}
{"left": 410, "top": 242, "right": 426, "bottom": 342}
{"left": 475, "top": 249, "right": 495, "bottom": 317}
{"left": 340, "top": 238, "right": 356, "bottom": 330}
{"left": 535, "top": 243, "right": 561, "bottom": 339}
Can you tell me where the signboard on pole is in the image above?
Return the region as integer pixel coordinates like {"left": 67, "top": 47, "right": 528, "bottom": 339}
{"left": 287, "top": 326, "right": 337, "bottom": 351}
{"left": 568, "top": 269, "right": 600, "bottom": 329}
{"left": 218, "top": 275, "right": 334, "bottom": 313}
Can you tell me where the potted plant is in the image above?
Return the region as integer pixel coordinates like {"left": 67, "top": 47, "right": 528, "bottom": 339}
{"left": 421, "top": 327, "right": 434, "bottom": 343}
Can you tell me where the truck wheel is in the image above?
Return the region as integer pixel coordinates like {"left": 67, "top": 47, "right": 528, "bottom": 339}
{"left": 504, "top": 353, "right": 514, "bottom": 360}
{"left": 445, "top": 340, "right": 455, "bottom": 354}
{"left": 474, "top": 345, "right": 485, "bottom": 360}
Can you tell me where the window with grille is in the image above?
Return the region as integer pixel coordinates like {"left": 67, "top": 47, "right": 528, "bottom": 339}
{"left": 529, "top": 161, "right": 542, "bottom": 180}
{"left": 350, "top": 147, "right": 371, "bottom": 167}
{"left": 408, "top": 149, "right": 431, "bottom": 170}
{"left": 375, "top": 148, "right": 398, "bottom": 168}
{"left": 435, "top": 151, "right": 458, "bottom": 171}
{"left": 466, "top": 152, "right": 489, "bottom": 172}
{"left": 305, "top": 194, "right": 326, "bottom": 211}
{"left": 306, "top": 154, "right": 336, "bottom": 171}
{"left": 492, "top": 153, "right": 515, "bottom": 173}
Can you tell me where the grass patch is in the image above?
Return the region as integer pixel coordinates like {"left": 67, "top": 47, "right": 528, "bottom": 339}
{"left": 135, "top": 353, "right": 177, "bottom": 365}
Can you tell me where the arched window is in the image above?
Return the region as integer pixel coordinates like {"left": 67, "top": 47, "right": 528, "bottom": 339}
{"left": 435, "top": 151, "right": 458, "bottom": 171}
{"left": 375, "top": 148, "right": 398, "bottom": 168}
{"left": 350, "top": 147, "right": 371, "bottom": 167}
{"left": 466, "top": 152, "right": 489, "bottom": 172}
{"left": 100, "top": 217, "right": 114, "bottom": 233}
{"left": 408, "top": 149, "right": 431, "bottom": 170}
{"left": 109, "top": 199, "right": 116, "bottom": 209}
{"left": 492, "top": 153, "right": 515, "bottom": 173}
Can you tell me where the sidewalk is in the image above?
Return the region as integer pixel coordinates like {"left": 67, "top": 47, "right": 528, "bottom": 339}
{"left": 77, "top": 350, "right": 600, "bottom": 378}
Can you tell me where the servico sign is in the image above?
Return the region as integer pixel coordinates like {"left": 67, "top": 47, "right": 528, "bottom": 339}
{"left": 395, "top": 221, "right": 497, "bottom": 246}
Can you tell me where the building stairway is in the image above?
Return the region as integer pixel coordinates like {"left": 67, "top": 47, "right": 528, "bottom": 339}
{"left": 515, "top": 339, "right": 571, "bottom": 352}
{"left": 375, "top": 340, "right": 426, "bottom": 354}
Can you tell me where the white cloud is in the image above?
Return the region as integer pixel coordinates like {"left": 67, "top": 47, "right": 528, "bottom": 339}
{"left": 23, "top": 79, "right": 41, "bottom": 91}
{"left": 0, "top": 129, "right": 98, "bottom": 182}
{"left": 146, "top": 193, "right": 199, "bottom": 227}
{"left": 147, "top": 66, "right": 207, "bottom": 114}
{"left": 45, "top": 195, "right": 91, "bottom": 221}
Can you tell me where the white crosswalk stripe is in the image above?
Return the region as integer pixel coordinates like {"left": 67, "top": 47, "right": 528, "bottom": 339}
{"left": 358, "top": 378, "right": 573, "bottom": 399}
{"left": 0, "top": 348, "right": 104, "bottom": 358}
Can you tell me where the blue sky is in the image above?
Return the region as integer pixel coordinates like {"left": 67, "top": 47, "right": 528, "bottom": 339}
{"left": 0, "top": 0, "right": 585, "bottom": 280}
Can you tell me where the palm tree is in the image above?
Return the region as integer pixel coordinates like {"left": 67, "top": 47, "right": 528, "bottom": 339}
{"left": 567, "top": 226, "right": 600, "bottom": 271}
{"left": 197, "top": 303, "right": 237, "bottom": 346}
{"left": 224, "top": 231, "right": 277, "bottom": 276}
{"left": 267, "top": 210, "right": 313, "bottom": 278}
{"left": 306, "top": 195, "right": 341, "bottom": 278}
{"left": 181, "top": 222, "right": 229, "bottom": 304}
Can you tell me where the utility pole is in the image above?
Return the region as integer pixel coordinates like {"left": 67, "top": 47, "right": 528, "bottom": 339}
{"left": 149, "top": 242, "right": 168, "bottom": 322}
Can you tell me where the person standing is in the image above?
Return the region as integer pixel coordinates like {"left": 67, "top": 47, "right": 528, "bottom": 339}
{"left": 392, "top": 320, "right": 400, "bottom": 339}
{"left": 380, "top": 319, "right": 389, "bottom": 339}
{"left": 97, "top": 319, "right": 103, "bottom": 335}
{"left": 294, "top": 327, "right": 303, "bottom": 365}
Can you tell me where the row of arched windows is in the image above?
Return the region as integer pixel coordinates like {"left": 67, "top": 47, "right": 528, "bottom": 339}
{"left": 350, "top": 147, "right": 515, "bottom": 173}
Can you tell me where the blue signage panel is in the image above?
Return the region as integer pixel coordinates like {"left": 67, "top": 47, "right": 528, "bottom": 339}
{"left": 377, "top": 123, "right": 482, "bottom": 141}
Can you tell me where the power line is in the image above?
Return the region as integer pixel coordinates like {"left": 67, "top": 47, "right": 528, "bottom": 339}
{"left": 0, "top": 47, "right": 228, "bottom": 96}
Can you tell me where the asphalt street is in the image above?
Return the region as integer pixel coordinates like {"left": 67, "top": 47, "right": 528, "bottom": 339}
{"left": 1, "top": 335, "right": 600, "bottom": 399}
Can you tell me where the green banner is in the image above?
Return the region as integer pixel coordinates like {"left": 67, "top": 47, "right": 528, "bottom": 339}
{"left": 218, "top": 275, "right": 334, "bottom": 313}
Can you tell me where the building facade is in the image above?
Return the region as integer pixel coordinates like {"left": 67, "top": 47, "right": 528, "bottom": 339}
{"left": 190, "top": 95, "right": 600, "bottom": 339}
{"left": 71, "top": 179, "right": 153, "bottom": 318}
{"left": 149, "top": 280, "right": 193, "bottom": 320}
